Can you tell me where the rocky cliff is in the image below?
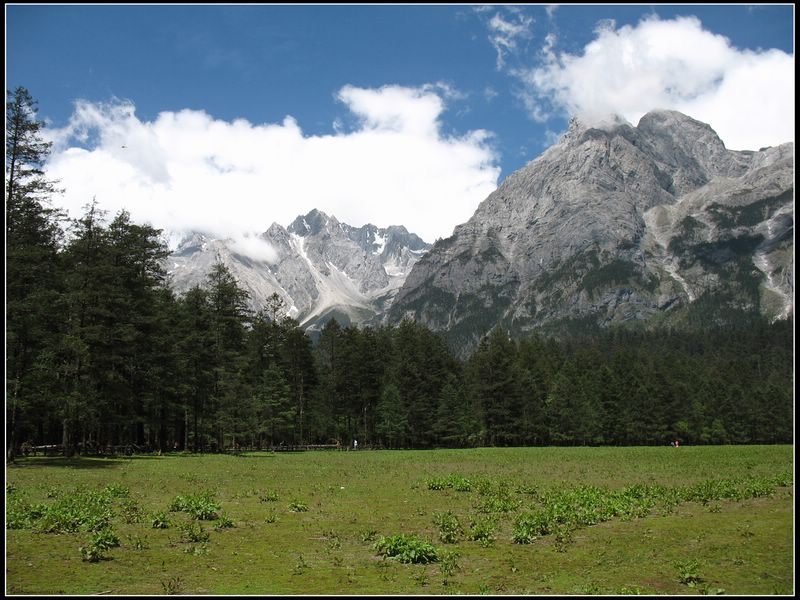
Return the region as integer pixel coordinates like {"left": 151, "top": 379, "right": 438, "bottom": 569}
{"left": 386, "top": 110, "right": 794, "bottom": 353}
{"left": 166, "top": 209, "right": 430, "bottom": 328}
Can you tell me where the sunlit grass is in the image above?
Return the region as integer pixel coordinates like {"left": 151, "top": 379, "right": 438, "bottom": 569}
{"left": 5, "top": 445, "right": 793, "bottom": 595}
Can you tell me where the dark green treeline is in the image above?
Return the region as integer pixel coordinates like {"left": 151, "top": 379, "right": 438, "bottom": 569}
{"left": 5, "top": 87, "right": 794, "bottom": 458}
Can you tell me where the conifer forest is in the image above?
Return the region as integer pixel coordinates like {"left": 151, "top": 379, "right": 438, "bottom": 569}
{"left": 6, "top": 87, "right": 794, "bottom": 461}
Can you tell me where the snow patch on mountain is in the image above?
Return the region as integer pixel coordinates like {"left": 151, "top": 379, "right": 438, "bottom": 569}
{"left": 165, "top": 210, "right": 431, "bottom": 327}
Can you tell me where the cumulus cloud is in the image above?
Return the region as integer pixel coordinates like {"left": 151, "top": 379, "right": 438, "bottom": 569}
{"left": 514, "top": 15, "right": 794, "bottom": 150}
{"left": 43, "top": 84, "right": 500, "bottom": 257}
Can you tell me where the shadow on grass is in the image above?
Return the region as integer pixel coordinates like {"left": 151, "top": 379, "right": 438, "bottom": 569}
{"left": 9, "top": 453, "right": 283, "bottom": 467}
{"left": 9, "top": 455, "right": 164, "bottom": 469}
{"left": 234, "top": 452, "right": 279, "bottom": 458}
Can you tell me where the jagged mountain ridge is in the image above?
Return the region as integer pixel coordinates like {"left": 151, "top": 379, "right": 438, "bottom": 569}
{"left": 166, "top": 209, "right": 430, "bottom": 328}
{"left": 386, "top": 109, "right": 794, "bottom": 353}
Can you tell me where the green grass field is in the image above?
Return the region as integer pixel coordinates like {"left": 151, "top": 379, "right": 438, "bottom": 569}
{"left": 5, "top": 445, "right": 794, "bottom": 595}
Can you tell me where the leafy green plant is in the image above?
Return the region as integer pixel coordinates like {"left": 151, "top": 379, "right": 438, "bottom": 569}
{"left": 214, "top": 514, "right": 235, "bottom": 529}
{"left": 79, "top": 543, "right": 105, "bottom": 563}
{"left": 425, "top": 474, "right": 472, "bottom": 492}
{"left": 264, "top": 510, "right": 279, "bottom": 524}
{"left": 78, "top": 527, "right": 119, "bottom": 562}
{"left": 477, "top": 494, "right": 519, "bottom": 514}
{"left": 179, "top": 521, "right": 210, "bottom": 544}
{"left": 120, "top": 498, "right": 142, "bottom": 523}
{"left": 425, "top": 477, "right": 448, "bottom": 491}
{"left": 288, "top": 499, "right": 309, "bottom": 513}
{"left": 160, "top": 576, "right": 184, "bottom": 595}
{"left": 676, "top": 559, "right": 703, "bottom": 587}
{"left": 700, "top": 585, "right": 726, "bottom": 595}
{"left": 184, "top": 543, "right": 209, "bottom": 556}
{"left": 438, "top": 549, "right": 461, "bottom": 578}
{"left": 26, "top": 488, "right": 115, "bottom": 534}
{"left": 103, "top": 483, "right": 130, "bottom": 498}
{"left": 516, "top": 483, "right": 540, "bottom": 497}
{"left": 374, "top": 534, "right": 439, "bottom": 564}
{"left": 468, "top": 515, "right": 497, "bottom": 547}
{"left": 6, "top": 498, "right": 37, "bottom": 530}
{"left": 168, "top": 495, "right": 189, "bottom": 512}
{"left": 169, "top": 491, "right": 220, "bottom": 520}
{"left": 259, "top": 490, "right": 279, "bottom": 503}
{"left": 91, "top": 527, "right": 120, "bottom": 550}
{"left": 151, "top": 512, "right": 170, "bottom": 529}
{"left": 553, "top": 524, "right": 575, "bottom": 552}
{"left": 433, "top": 511, "right": 462, "bottom": 544}
{"left": 512, "top": 512, "right": 550, "bottom": 544}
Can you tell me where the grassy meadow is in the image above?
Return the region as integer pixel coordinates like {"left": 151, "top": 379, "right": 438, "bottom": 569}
{"left": 5, "top": 445, "right": 794, "bottom": 595}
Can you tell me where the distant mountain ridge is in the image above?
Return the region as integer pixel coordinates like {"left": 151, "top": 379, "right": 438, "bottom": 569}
{"left": 166, "top": 209, "right": 430, "bottom": 329}
{"left": 386, "top": 109, "right": 794, "bottom": 354}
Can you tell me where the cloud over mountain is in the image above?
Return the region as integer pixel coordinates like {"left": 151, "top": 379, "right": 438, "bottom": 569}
{"left": 515, "top": 15, "right": 794, "bottom": 150}
{"left": 44, "top": 84, "right": 500, "bottom": 254}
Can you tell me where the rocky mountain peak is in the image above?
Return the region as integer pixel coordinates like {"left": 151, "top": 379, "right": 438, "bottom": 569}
{"left": 288, "top": 208, "right": 337, "bottom": 237}
{"left": 387, "top": 109, "right": 793, "bottom": 355}
{"left": 166, "top": 211, "right": 432, "bottom": 330}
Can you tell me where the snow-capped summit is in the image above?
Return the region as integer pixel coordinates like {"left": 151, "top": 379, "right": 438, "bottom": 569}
{"left": 165, "top": 209, "right": 431, "bottom": 329}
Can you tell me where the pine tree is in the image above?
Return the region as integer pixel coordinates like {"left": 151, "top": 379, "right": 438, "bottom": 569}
{"left": 255, "top": 364, "right": 294, "bottom": 447}
{"left": 281, "top": 322, "right": 317, "bottom": 445}
{"left": 205, "top": 262, "right": 251, "bottom": 450}
{"left": 375, "top": 383, "right": 408, "bottom": 448}
{"left": 315, "top": 319, "right": 345, "bottom": 441}
{"left": 175, "top": 287, "right": 216, "bottom": 451}
{"left": 467, "top": 328, "right": 523, "bottom": 446}
{"left": 5, "top": 87, "right": 64, "bottom": 461}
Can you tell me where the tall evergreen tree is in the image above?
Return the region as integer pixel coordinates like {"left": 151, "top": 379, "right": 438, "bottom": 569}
{"left": 467, "top": 328, "right": 523, "bottom": 446}
{"left": 315, "top": 319, "right": 345, "bottom": 441}
{"left": 5, "top": 87, "right": 64, "bottom": 461}
{"left": 205, "top": 262, "right": 251, "bottom": 450}
{"left": 175, "top": 286, "right": 216, "bottom": 451}
{"left": 375, "top": 383, "right": 408, "bottom": 448}
{"left": 281, "top": 322, "right": 317, "bottom": 445}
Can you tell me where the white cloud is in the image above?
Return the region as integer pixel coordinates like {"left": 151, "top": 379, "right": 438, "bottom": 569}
{"left": 43, "top": 85, "right": 500, "bottom": 254}
{"left": 514, "top": 15, "right": 794, "bottom": 150}
{"left": 488, "top": 11, "right": 534, "bottom": 69}
{"left": 229, "top": 233, "right": 278, "bottom": 264}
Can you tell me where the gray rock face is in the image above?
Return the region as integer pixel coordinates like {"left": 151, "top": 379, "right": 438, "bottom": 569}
{"left": 387, "top": 109, "right": 794, "bottom": 354}
{"left": 166, "top": 209, "right": 430, "bottom": 327}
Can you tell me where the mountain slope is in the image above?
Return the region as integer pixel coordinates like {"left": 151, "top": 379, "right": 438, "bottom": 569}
{"left": 166, "top": 209, "right": 430, "bottom": 327}
{"left": 386, "top": 110, "right": 794, "bottom": 353}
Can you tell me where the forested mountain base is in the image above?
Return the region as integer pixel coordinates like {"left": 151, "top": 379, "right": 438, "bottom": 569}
{"left": 6, "top": 87, "right": 793, "bottom": 458}
{"left": 7, "top": 199, "right": 793, "bottom": 455}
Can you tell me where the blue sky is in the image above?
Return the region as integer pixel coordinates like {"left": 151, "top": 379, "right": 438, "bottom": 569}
{"left": 5, "top": 4, "right": 795, "bottom": 246}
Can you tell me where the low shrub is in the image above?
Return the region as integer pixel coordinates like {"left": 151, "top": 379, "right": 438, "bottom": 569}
{"left": 168, "top": 491, "right": 220, "bottom": 520}
{"left": 151, "top": 512, "right": 170, "bottom": 529}
{"left": 468, "top": 515, "right": 497, "bottom": 547}
{"left": 432, "top": 511, "right": 462, "bottom": 544}
{"left": 179, "top": 521, "right": 210, "bottom": 544}
{"left": 374, "top": 534, "right": 439, "bottom": 564}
